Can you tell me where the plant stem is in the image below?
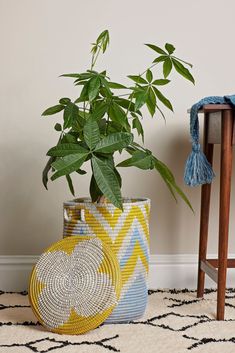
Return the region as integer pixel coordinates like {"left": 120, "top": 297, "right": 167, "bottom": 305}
{"left": 105, "top": 115, "right": 110, "bottom": 136}
{"left": 140, "top": 62, "right": 158, "bottom": 77}
{"left": 83, "top": 102, "right": 86, "bottom": 117}
{"left": 97, "top": 195, "right": 108, "bottom": 204}
{"left": 171, "top": 56, "right": 192, "bottom": 67}
{"left": 86, "top": 45, "right": 103, "bottom": 114}
{"left": 91, "top": 45, "right": 102, "bottom": 70}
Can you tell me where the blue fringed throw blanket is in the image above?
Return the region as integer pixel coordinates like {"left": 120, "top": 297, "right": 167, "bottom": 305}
{"left": 184, "top": 95, "right": 235, "bottom": 186}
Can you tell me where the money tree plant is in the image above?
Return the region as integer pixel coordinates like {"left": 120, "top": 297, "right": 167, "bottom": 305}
{"left": 42, "top": 30, "right": 194, "bottom": 210}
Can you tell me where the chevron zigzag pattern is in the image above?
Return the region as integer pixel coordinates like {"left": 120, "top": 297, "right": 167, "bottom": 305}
{"left": 63, "top": 198, "right": 150, "bottom": 323}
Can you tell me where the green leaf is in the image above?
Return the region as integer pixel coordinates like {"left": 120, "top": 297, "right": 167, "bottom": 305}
{"left": 91, "top": 43, "right": 98, "bottom": 55}
{"left": 132, "top": 116, "right": 144, "bottom": 142}
{"left": 43, "top": 135, "right": 64, "bottom": 188}
{"left": 78, "top": 110, "right": 89, "bottom": 121}
{"left": 153, "top": 55, "right": 168, "bottom": 63}
{"left": 109, "top": 103, "right": 130, "bottom": 130}
{"left": 128, "top": 75, "right": 148, "bottom": 84}
{"left": 156, "top": 104, "right": 166, "bottom": 121}
{"left": 73, "top": 73, "right": 93, "bottom": 81}
{"left": 132, "top": 141, "right": 147, "bottom": 150}
{"left": 75, "top": 111, "right": 86, "bottom": 128}
{"left": 152, "top": 79, "right": 170, "bottom": 86}
{"left": 51, "top": 153, "right": 88, "bottom": 180}
{"left": 163, "top": 58, "right": 173, "bottom": 78}
{"left": 115, "top": 168, "right": 122, "bottom": 187}
{"left": 92, "top": 156, "right": 122, "bottom": 209}
{"left": 165, "top": 43, "right": 175, "bottom": 54}
{"left": 154, "top": 158, "right": 193, "bottom": 211}
{"left": 75, "top": 80, "right": 89, "bottom": 86}
{"left": 88, "top": 76, "right": 101, "bottom": 101}
{"left": 60, "top": 73, "right": 81, "bottom": 78}
{"left": 84, "top": 117, "right": 100, "bottom": 150}
{"left": 42, "top": 156, "right": 55, "bottom": 189}
{"left": 146, "top": 69, "right": 153, "bottom": 83}
{"left": 153, "top": 87, "right": 173, "bottom": 111}
{"left": 173, "top": 56, "right": 193, "bottom": 68}
{"left": 96, "top": 29, "right": 110, "bottom": 52}
{"left": 97, "top": 118, "right": 107, "bottom": 134}
{"left": 100, "top": 70, "right": 107, "bottom": 77}
{"left": 90, "top": 175, "right": 102, "bottom": 202}
{"left": 114, "top": 98, "right": 142, "bottom": 116}
{"left": 172, "top": 58, "right": 195, "bottom": 84}
{"left": 91, "top": 101, "right": 108, "bottom": 120}
{"left": 154, "top": 158, "right": 174, "bottom": 182}
{"left": 101, "top": 155, "right": 122, "bottom": 187}
{"left": 171, "top": 182, "right": 193, "bottom": 211}
{"left": 163, "top": 61, "right": 172, "bottom": 79}
{"left": 135, "top": 90, "right": 148, "bottom": 111}
{"left": 54, "top": 123, "right": 62, "bottom": 131}
{"left": 71, "top": 119, "right": 82, "bottom": 133}
{"left": 66, "top": 174, "right": 75, "bottom": 196}
{"left": 146, "top": 88, "right": 156, "bottom": 117}
{"left": 42, "top": 105, "right": 64, "bottom": 116}
{"left": 75, "top": 82, "right": 89, "bottom": 102}
{"left": 76, "top": 168, "right": 87, "bottom": 175}
{"left": 96, "top": 29, "right": 108, "bottom": 41}
{"left": 94, "top": 132, "right": 133, "bottom": 154}
{"left": 99, "top": 77, "right": 113, "bottom": 97}
{"left": 108, "top": 82, "right": 127, "bottom": 89}
{"left": 59, "top": 97, "right": 71, "bottom": 105}
{"left": 63, "top": 102, "right": 79, "bottom": 129}
{"left": 118, "top": 151, "right": 152, "bottom": 170}
{"left": 125, "top": 146, "right": 136, "bottom": 155}
{"left": 47, "top": 143, "right": 89, "bottom": 157}
{"left": 102, "top": 155, "right": 115, "bottom": 168}
{"left": 61, "top": 132, "right": 78, "bottom": 143}
{"left": 145, "top": 44, "right": 167, "bottom": 55}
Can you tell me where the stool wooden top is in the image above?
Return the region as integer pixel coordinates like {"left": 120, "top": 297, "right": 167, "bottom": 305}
{"left": 187, "top": 104, "right": 235, "bottom": 114}
{"left": 202, "top": 104, "right": 234, "bottom": 112}
{"left": 187, "top": 104, "right": 235, "bottom": 145}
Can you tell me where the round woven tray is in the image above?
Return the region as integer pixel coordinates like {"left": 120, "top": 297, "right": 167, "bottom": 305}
{"left": 29, "top": 235, "right": 121, "bottom": 334}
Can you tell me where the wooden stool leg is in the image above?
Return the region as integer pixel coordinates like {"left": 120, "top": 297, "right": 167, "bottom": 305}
{"left": 197, "top": 115, "right": 214, "bottom": 298}
{"left": 217, "top": 110, "right": 233, "bottom": 320}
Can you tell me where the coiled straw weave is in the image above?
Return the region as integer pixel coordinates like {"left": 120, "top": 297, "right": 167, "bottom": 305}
{"left": 29, "top": 236, "right": 121, "bottom": 334}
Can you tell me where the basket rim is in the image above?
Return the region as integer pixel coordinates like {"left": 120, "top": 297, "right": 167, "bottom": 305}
{"left": 64, "top": 197, "right": 150, "bottom": 208}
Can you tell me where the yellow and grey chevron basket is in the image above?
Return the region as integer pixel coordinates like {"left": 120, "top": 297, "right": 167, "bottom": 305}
{"left": 63, "top": 197, "right": 150, "bottom": 323}
{"left": 29, "top": 235, "right": 121, "bottom": 334}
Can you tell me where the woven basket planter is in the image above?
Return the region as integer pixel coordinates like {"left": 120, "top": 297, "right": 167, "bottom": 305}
{"left": 63, "top": 197, "right": 150, "bottom": 323}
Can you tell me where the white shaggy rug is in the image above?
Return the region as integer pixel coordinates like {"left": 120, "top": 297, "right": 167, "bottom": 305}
{"left": 1, "top": 289, "right": 235, "bottom": 352}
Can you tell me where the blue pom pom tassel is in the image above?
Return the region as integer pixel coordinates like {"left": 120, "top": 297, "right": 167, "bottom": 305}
{"left": 185, "top": 95, "right": 235, "bottom": 186}
{"left": 184, "top": 143, "right": 215, "bottom": 186}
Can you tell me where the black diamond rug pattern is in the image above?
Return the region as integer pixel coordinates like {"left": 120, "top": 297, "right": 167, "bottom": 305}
{"left": 1, "top": 289, "right": 235, "bottom": 352}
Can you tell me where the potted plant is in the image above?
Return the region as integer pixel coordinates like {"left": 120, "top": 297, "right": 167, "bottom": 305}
{"left": 42, "top": 30, "right": 194, "bottom": 323}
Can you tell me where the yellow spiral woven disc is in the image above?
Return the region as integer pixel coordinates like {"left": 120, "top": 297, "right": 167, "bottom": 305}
{"left": 29, "top": 236, "right": 121, "bottom": 334}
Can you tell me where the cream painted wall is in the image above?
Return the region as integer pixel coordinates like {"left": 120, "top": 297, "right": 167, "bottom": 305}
{"left": 1, "top": 0, "right": 235, "bottom": 255}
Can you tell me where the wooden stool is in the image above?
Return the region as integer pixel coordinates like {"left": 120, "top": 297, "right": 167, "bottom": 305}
{"left": 196, "top": 104, "right": 235, "bottom": 320}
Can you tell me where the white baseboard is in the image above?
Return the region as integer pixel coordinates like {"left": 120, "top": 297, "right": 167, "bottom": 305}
{"left": 0, "top": 256, "right": 37, "bottom": 291}
{"left": 148, "top": 254, "right": 235, "bottom": 289}
{"left": 1, "top": 255, "right": 235, "bottom": 291}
